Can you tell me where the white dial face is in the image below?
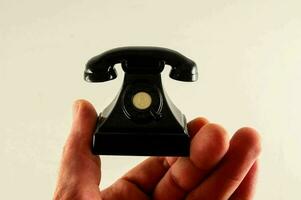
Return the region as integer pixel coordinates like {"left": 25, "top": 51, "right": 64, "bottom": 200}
{"left": 132, "top": 91, "right": 152, "bottom": 110}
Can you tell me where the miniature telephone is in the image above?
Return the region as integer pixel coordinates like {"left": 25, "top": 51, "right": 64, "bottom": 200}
{"left": 84, "top": 47, "right": 198, "bottom": 156}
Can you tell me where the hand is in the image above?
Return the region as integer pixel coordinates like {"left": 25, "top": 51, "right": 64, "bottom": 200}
{"left": 53, "top": 100, "right": 261, "bottom": 200}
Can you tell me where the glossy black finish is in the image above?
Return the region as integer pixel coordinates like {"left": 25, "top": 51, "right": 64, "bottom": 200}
{"left": 85, "top": 46, "right": 198, "bottom": 82}
{"left": 84, "top": 47, "right": 198, "bottom": 156}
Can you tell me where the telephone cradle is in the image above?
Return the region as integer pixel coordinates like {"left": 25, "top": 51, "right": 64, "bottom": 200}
{"left": 84, "top": 47, "right": 198, "bottom": 156}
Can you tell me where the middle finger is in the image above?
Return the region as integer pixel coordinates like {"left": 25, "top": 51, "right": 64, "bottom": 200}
{"left": 153, "top": 123, "right": 229, "bottom": 200}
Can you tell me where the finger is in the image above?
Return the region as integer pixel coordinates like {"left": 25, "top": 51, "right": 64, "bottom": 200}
{"left": 187, "top": 127, "right": 261, "bottom": 200}
{"left": 66, "top": 99, "right": 97, "bottom": 154}
{"left": 187, "top": 117, "right": 209, "bottom": 138}
{"left": 122, "top": 117, "right": 209, "bottom": 194}
{"left": 153, "top": 123, "right": 229, "bottom": 200}
{"left": 101, "top": 179, "right": 149, "bottom": 200}
{"left": 59, "top": 100, "right": 100, "bottom": 185}
{"left": 229, "top": 161, "right": 259, "bottom": 200}
{"left": 166, "top": 117, "right": 209, "bottom": 166}
{"left": 122, "top": 157, "right": 170, "bottom": 194}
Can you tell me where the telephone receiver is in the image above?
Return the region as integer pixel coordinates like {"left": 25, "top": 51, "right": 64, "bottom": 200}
{"left": 84, "top": 46, "right": 198, "bottom": 156}
{"left": 84, "top": 46, "right": 197, "bottom": 82}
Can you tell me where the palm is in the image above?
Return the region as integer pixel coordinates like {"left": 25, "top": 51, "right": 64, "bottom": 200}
{"left": 54, "top": 100, "right": 260, "bottom": 200}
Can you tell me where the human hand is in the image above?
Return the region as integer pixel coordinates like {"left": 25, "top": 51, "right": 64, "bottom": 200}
{"left": 53, "top": 100, "right": 261, "bottom": 200}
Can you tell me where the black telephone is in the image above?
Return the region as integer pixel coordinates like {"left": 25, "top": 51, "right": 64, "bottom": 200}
{"left": 84, "top": 47, "right": 198, "bottom": 156}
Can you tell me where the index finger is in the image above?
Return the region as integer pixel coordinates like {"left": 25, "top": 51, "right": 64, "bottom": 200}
{"left": 121, "top": 117, "right": 209, "bottom": 194}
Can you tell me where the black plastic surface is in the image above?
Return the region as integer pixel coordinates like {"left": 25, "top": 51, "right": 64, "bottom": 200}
{"left": 84, "top": 46, "right": 198, "bottom": 82}
{"left": 93, "top": 130, "right": 189, "bottom": 156}
{"left": 84, "top": 47, "right": 198, "bottom": 156}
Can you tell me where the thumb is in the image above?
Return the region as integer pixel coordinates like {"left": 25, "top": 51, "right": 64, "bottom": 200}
{"left": 68, "top": 99, "right": 98, "bottom": 154}
{"left": 56, "top": 100, "right": 101, "bottom": 193}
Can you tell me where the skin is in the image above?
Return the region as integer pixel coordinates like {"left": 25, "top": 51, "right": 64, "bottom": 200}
{"left": 53, "top": 99, "right": 261, "bottom": 200}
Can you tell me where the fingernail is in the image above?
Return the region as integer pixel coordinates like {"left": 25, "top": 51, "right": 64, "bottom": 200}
{"left": 72, "top": 101, "right": 80, "bottom": 119}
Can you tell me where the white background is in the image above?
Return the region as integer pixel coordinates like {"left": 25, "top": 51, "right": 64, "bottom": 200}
{"left": 1, "top": 0, "right": 301, "bottom": 199}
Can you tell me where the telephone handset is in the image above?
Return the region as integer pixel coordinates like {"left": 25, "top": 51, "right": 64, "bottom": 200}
{"left": 84, "top": 47, "right": 198, "bottom": 156}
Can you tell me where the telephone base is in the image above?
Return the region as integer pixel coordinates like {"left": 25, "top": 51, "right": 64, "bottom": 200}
{"left": 92, "top": 131, "right": 190, "bottom": 156}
